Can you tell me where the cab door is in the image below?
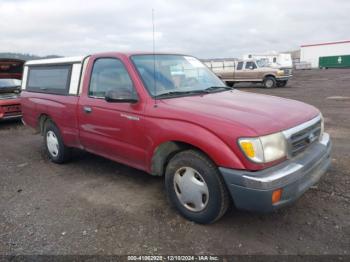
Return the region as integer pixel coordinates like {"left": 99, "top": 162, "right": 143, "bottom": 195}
{"left": 77, "top": 56, "right": 147, "bottom": 170}
{"left": 242, "top": 61, "right": 258, "bottom": 80}
{"left": 234, "top": 61, "right": 244, "bottom": 80}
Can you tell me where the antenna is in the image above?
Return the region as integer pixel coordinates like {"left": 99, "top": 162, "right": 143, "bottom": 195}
{"left": 152, "top": 8, "right": 157, "bottom": 106}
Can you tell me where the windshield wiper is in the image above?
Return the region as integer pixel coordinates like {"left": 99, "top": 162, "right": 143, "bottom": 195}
{"left": 154, "top": 90, "right": 209, "bottom": 98}
{"left": 154, "top": 86, "right": 233, "bottom": 98}
{"left": 204, "top": 86, "right": 234, "bottom": 92}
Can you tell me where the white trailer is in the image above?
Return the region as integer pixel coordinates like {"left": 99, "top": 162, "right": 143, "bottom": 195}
{"left": 300, "top": 40, "right": 350, "bottom": 68}
{"left": 243, "top": 53, "right": 293, "bottom": 69}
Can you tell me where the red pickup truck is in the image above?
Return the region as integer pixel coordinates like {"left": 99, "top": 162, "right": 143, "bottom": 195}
{"left": 0, "top": 59, "right": 24, "bottom": 120}
{"left": 21, "top": 52, "right": 331, "bottom": 223}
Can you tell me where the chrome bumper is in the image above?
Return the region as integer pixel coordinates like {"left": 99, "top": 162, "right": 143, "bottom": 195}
{"left": 0, "top": 114, "right": 22, "bottom": 121}
{"left": 276, "top": 75, "right": 292, "bottom": 80}
{"left": 220, "top": 133, "right": 331, "bottom": 212}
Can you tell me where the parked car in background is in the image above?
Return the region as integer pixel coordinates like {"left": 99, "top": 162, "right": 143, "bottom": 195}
{"left": 204, "top": 59, "right": 292, "bottom": 88}
{"left": 21, "top": 52, "right": 331, "bottom": 224}
{"left": 0, "top": 59, "right": 24, "bottom": 120}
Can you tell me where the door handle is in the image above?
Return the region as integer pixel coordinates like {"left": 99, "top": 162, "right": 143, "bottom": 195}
{"left": 83, "top": 106, "right": 92, "bottom": 113}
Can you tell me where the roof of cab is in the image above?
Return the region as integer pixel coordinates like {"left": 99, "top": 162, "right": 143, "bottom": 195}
{"left": 24, "top": 52, "right": 192, "bottom": 66}
{"left": 25, "top": 56, "right": 85, "bottom": 66}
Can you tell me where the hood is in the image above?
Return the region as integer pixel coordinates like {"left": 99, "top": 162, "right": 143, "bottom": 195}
{"left": 160, "top": 90, "right": 319, "bottom": 136}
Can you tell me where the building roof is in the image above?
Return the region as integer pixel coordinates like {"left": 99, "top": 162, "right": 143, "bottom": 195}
{"left": 301, "top": 40, "right": 350, "bottom": 48}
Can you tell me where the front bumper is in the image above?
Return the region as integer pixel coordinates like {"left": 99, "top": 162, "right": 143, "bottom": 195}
{"left": 0, "top": 99, "right": 22, "bottom": 120}
{"left": 276, "top": 75, "right": 292, "bottom": 81}
{"left": 220, "top": 133, "right": 331, "bottom": 212}
{"left": 0, "top": 114, "right": 22, "bottom": 120}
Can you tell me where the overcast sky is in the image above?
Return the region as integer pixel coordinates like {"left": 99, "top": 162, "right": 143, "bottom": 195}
{"left": 0, "top": 0, "right": 349, "bottom": 58}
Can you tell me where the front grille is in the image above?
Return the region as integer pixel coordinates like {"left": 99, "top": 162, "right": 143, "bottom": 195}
{"left": 289, "top": 120, "right": 321, "bottom": 156}
{"left": 1, "top": 104, "right": 21, "bottom": 114}
{"left": 283, "top": 68, "right": 292, "bottom": 75}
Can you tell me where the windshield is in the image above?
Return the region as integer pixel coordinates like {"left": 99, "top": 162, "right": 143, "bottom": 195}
{"left": 0, "top": 79, "right": 21, "bottom": 88}
{"left": 131, "top": 55, "right": 226, "bottom": 97}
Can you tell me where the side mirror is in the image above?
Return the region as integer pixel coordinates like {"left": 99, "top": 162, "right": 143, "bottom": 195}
{"left": 14, "top": 87, "right": 21, "bottom": 94}
{"left": 105, "top": 89, "right": 138, "bottom": 103}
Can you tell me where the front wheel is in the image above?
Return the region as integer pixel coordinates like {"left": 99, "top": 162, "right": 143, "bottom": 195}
{"left": 277, "top": 80, "right": 288, "bottom": 87}
{"left": 263, "top": 76, "right": 276, "bottom": 88}
{"left": 165, "top": 150, "right": 230, "bottom": 224}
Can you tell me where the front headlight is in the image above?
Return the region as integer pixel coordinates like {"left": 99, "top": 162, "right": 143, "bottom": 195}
{"left": 277, "top": 69, "right": 284, "bottom": 76}
{"left": 320, "top": 114, "right": 324, "bottom": 140}
{"left": 238, "top": 132, "right": 287, "bottom": 163}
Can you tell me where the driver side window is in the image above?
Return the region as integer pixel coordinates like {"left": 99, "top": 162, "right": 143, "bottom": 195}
{"left": 89, "top": 58, "right": 135, "bottom": 98}
{"left": 245, "top": 62, "right": 257, "bottom": 69}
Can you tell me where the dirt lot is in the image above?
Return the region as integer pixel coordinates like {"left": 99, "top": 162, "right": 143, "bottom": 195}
{"left": 0, "top": 69, "right": 349, "bottom": 255}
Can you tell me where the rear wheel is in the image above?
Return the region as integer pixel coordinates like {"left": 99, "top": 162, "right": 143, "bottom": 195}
{"left": 165, "top": 150, "right": 230, "bottom": 224}
{"left": 263, "top": 76, "right": 276, "bottom": 88}
{"left": 44, "top": 120, "right": 71, "bottom": 163}
{"left": 226, "top": 81, "right": 235, "bottom": 87}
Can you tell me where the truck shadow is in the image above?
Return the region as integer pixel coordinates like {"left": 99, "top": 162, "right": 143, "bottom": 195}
{"left": 69, "top": 148, "right": 160, "bottom": 183}
{"left": 67, "top": 148, "right": 293, "bottom": 225}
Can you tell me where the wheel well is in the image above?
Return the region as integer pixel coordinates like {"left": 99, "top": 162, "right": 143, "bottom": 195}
{"left": 38, "top": 114, "right": 51, "bottom": 135}
{"left": 263, "top": 74, "right": 276, "bottom": 81}
{"left": 226, "top": 81, "right": 235, "bottom": 87}
{"left": 151, "top": 141, "right": 211, "bottom": 176}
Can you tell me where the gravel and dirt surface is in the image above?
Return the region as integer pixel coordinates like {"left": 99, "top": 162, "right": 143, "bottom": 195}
{"left": 0, "top": 69, "right": 349, "bottom": 255}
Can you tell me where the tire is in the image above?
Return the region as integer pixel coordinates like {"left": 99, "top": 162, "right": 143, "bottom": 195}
{"left": 165, "top": 150, "right": 230, "bottom": 224}
{"left": 263, "top": 76, "right": 276, "bottom": 88}
{"left": 44, "top": 120, "right": 71, "bottom": 164}
{"left": 277, "top": 80, "right": 288, "bottom": 87}
{"left": 226, "top": 81, "right": 235, "bottom": 87}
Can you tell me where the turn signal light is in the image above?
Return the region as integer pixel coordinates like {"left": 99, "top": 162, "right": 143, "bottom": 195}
{"left": 272, "top": 189, "right": 283, "bottom": 204}
{"left": 240, "top": 141, "right": 255, "bottom": 158}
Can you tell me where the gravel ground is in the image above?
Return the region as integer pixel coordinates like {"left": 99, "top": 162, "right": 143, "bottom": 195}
{"left": 0, "top": 69, "right": 349, "bottom": 255}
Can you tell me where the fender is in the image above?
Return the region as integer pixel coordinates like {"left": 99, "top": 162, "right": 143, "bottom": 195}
{"left": 263, "top": 73, "right": 277, "bottom": 79}
{"left": 146, "top": 118, "right": 245, "bottom": 175}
